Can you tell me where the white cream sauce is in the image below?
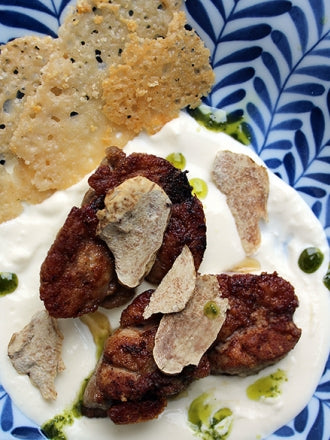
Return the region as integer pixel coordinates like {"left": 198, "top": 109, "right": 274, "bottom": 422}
{"left": 0, "top": 112, "right": 329, "bottom": 440}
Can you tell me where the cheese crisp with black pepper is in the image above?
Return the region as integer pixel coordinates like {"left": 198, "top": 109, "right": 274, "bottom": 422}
{"left": 0, "top": 0, "right": 214, "bottom": 223}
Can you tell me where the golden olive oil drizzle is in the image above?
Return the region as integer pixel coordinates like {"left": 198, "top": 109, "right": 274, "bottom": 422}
{"left": 189, "top": 178, "right": 208, "bottom": 199}
{"left": 165, "top": 152, "right": 186, "bottom": 170}
{"left": 79, "top": 310, "right": 111, "bottom": 359}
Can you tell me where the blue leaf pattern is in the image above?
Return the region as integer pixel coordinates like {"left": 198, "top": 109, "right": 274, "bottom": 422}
{"left": 11, "top": 426, "right": 46, "bottom": 439}
{"left": 186, "top": 0, "right": 330, "bottom": 252}
{"left": 1, "top": 395, "right": 13, "bottom": 432}
{"left": 0, "top": 0, "right": 329, "bottom": 439}
{"left": 0, "top": 11, "right": 58, "bottom": 38}
{"left": 294, "top": 406, "right": 308, "bottom": 433}
{"left": 271, "top": 30, "right": 292, "bottom": 69}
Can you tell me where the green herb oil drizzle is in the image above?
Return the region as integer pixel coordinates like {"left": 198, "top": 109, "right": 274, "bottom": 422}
{"left": 323, "top": 263, "right": 330, "bottom": 290}
{"left": 188, "top": 392, "right": 233, "bottom": 440}
{"left": 188, "top": 106, "right": 251, "bottom": 146}
{"left": 0, "top": 272, "right": 18, "bottom": 296}
{"left": 42, "top": 377, "right": 89, "bottom": 440}
{"left": 246, "top": 369, "right": 287, "bottom": 401}
{"left": 204, "top": 301, "right": 220, "bottom": 319}
{"left": 298, "top": 247, "right": 324, "bottom": 274}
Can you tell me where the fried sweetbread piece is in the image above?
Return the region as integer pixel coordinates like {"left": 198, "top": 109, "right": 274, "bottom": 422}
{"left": 82, "top": 290, "right": 210, "bottom": 423}
{"left": 40, "top": 203, "right": 133, "bottom": 318}
{"left": 82, "top": 272, "right": 300, "bottom": 423}
{"left": 40, "top": 148, "right": 205, "bottom": 317}
{"left": 208, "top": 272, "right": 301, "bottom": 376}
{"left": 88, "top": 147, "right": 206, "bottom": 284}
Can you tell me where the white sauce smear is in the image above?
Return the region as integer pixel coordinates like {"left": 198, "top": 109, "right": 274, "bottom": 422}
{"left": 0, "top": 112, "right": 329, "bottom": 440}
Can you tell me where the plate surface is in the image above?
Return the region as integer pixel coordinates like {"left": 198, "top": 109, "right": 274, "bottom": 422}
{"left": 0, "top": 0, "right": 329, "bottom": 439}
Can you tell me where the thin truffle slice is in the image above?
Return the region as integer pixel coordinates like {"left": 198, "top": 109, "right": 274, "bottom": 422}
{"left": 97, "top": 176, "right": 171, "bottom": 287}
{"left": 212, "top": 150, "right": 269, "bottom": 255}
{"left": 143, "top": 245, "right": 196, "bottom": 319}
{"left": 153, "top": 274, "right": 229, "bottom": 374}
{"left": 8, "top": 310, "right": 64, "bottom": 400}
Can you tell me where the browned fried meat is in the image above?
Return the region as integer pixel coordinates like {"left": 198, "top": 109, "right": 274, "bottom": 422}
{"left": 82, "top": 290, "right": 210, "bottom": 423}
{"left": 82, "top": 272, "right": 301, "bottom": 423}
{"left": 40, "top": 205, "right": 115, "bottom": 318}
{"left": 88, "top": 147, "right": 206, "bottom": 282}
{"left": 208, "top": 272, "right": 302, "bottom": 376}
{"left": 40, "top": 147, "right": 206, "bottom": 318}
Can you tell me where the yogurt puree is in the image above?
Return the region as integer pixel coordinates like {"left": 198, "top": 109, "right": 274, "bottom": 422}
{"left": 0, "top": 112, "right": 329, "bottom": 440}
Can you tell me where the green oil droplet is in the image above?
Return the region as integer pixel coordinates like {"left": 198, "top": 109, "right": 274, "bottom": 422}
{"left": 246, "top": 369, "right": 287, "bottom": 401}
{"left": 188, "top": 106, "right": 251, "bottom": 146}
{"left": 323, "top": 263, "right": 330, "bottom": 290}
{"left": 298, "top": 247, "right": 324, "bottom": 273}
{"left": 166, "top": 152, "right": 186, "bottom": 170}
{"left": 0, "top": 272, "right": 18, "bottom": 296}
{"left": 188, "top": 392, "right": 213, "bottom": 427}
{"left": 204, "top": 301, "right": 219, "bottom": 319}
{"left": 190, "top": 178, "right": 208, "bottom": 199}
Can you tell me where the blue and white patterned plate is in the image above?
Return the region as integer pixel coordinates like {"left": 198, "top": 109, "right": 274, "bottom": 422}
{"left": 0, "top": 0, "right": 329, "bottom": 439}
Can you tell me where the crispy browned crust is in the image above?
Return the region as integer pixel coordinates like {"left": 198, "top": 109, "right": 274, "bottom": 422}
{"left": 40, "top": 205, "right": 115, "bottom": 318}
{"left": 82, "top": 272, "right": 301, "bottom": 423}
{"left": 40, "top": 147, "right": 206, "bottom": 316}
{"left": 146, "top": 197, "right": 206, "bottom": 284}
{"left": 108, "top": 396, "right": 168, "bottom": 425}
{"left": 88, "top": 146, "right": 193, "bottom": 203}
{"left": 89, "top": 147, "right": 206, "bottom": 283}
{"left": 208, "top": 272, "right": 301, "bottom": 376}
{"left": 82, "top": 290, "right": 210, "bottom": 423}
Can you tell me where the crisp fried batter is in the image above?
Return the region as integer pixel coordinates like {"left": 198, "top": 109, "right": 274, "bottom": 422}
{"left": 82, "top": 290, "right": 210, "bottom": 423}
{"left": 82, "top": 272, "right": 301, "bottom": 423}
{"left": 40, "top": 148, "right": 206, "bottom": 317}
{"left": 208, "top": 272, "right": 301, "bottom": 375}
{"left": 40, "top": 205, "right": 115, "bottom": 318}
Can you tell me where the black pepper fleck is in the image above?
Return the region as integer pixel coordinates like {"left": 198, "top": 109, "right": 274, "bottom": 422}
{"left": 16, "top": 90, "right": 25, "bottom": 99}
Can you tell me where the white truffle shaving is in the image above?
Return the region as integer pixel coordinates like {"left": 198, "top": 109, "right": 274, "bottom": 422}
{"left": 7, "top": 310, "right": 64, "bottom": 400}
{"left": 97, "top": 176, "right": 171, "bottom": 288}
{"left": 212, "top": 150, "right": 269, "bottom": 255}
{"left": 153, "top": 274, "right": 229, "bottom": 374}
{"left": 143, "top": 245, "right": 196, "bottom": 319}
